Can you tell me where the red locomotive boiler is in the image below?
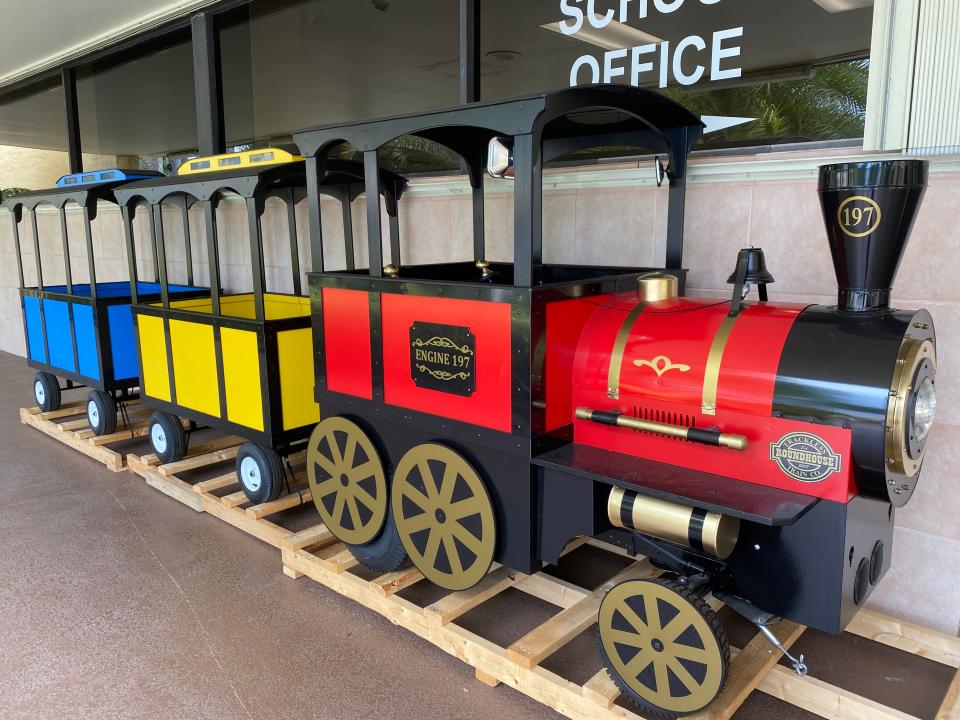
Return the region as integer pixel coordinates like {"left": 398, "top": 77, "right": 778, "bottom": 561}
{"left": 294, "top": 87, "right": 937, "bottom": 717}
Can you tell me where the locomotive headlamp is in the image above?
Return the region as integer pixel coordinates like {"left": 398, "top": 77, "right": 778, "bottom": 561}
{"left": 911, "top": 375, "right": 936, "bottom": 443}
{"left": 487, "top": 137, "right": 514, "bottom": 179}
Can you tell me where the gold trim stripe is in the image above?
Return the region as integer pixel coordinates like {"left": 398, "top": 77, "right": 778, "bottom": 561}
{"left": 701, "top": 315, "right": 739, "bottom": 416}
{"left": 606, "top": 302, "right": 649, "bottom": 399}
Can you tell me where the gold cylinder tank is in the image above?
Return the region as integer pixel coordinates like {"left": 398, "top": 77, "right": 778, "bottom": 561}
{"left": 608, "top": 486, "right": 740, "bottom": 559}
{"left": 636, "top": 272, "right": 679, "bottom": 302}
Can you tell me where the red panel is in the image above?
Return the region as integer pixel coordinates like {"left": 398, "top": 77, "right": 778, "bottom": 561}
{"left": 571, "top": 292, "right": 854, "bottom": 502}
{"left": 545, "top": 297, "right": 604, "bottom": 431}
{"left": 322, "top": 288, "right": 372, "bottom": 399}
{"left": 381, "top": 294, "right": 512, "bottom": 432}
{"left": 575, "top": 408, "right": 856, "bottom": 503}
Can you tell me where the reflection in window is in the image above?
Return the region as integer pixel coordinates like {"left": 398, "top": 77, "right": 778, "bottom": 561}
{"left": 219, "top": 0, "right": 459, "bottom": 150}
{"left": 75, "top": 32, "right": 198, "bottom": 173}
{"left": 481, "top": 0, "right": 873, "bottom": 149}
{"left": 0, "top": 80, "right": 68, "bottom": 193}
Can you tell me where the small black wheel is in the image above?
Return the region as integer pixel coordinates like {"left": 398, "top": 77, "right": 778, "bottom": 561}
{"left": 33, "top": 372, "right": 60, "bottom": 412}
{"left": 348, "top": 510, "right": 411, "bottom": 573}
{"left": 597, "top": 578, "right": 730, "bottom": 718}
{"left": 149, "top": 412, "right": 186, "bottom": 464}
{"left": 236, "top": 443, "right": 285, "bottom": 505}
{"left": 87, "top": 390, "right": 117, "bottom": 436}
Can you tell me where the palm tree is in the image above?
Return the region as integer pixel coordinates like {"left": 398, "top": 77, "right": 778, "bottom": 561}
{"left": 663, "top": 59, "right": 869, "bottom": 146}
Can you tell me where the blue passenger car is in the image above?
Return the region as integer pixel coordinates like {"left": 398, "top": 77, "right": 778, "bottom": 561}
{"left": 5, "top": 169, "right": 205, "bottom": 435}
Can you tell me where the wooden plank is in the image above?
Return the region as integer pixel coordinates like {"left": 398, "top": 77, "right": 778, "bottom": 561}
{"left": 29, "top": 402, "right": 85, "bottom": 421}
{"left": 425, "top": 566, "right": 524, "bottom": 626}
{"left": 475, "top": 668, "right": 501, "bottom": 687}
{"left": 192, "top": 472, "right": 238, "bottom": 495}
{"left": 245, "top": 489, "right": 311, "bottom": 519}
{"left": 514, "top": 572, "right": 591, "bottom": 610}
{"left": 20, "top": 406, "right": 125, "bottom": 472}
{"left": 87, "top": 418, "right": 156, "bottom": 446}
{"left": 56, "top": 417, "right": 90, "bottom": 431}
{"left": 281, "top": 524, "right": 336, "bottom": 553}
{"left": 689, "top": 621, "right": 805, "bottom": 720}
{"left": 281, "top": 546, "right": 637, "bottom": 720}
{"left": 582, "top": 669, "right": 619, "bottom": 709}
{"left": 220, "top": 491, "right": 248, "bottom": 508}
{"left": 313, "top": 543, "right": 359, "bottom": 573}
{"left": 937, "top": 669, "right": 960, "bottom": 720}
{"left": 201, "top": 497, "right": 294, "bottom": 548}
{"left": 138, "top": 462, "right": 204, "bottom": 512}
{"left": 506, "top": 559, "right": 656, "bottom": 669}
{"left": 159, "top": 445, "right": 240, "bottom": 476}
{"left": 754, "top": 652, "right": 917, "bottom": 720}
{"left": 848, "top": 609, "right": 960, "bottom": 668}
{"left": 373, "top": 566, "right": 425, "bottom": 597}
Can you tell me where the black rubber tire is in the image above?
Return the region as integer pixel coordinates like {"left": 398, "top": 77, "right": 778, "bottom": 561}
{"left": 33, "top": 372, "right": 61, "bottom": 412}
{"left": 87, "top": 390, "right": 117, "bottom": 436}
{"left": 236, "top": 443, "right": 285, "bottom": 505}
{"left": 149, "top": 412, "right": 186, "bottom": 465}
{"left": 347, "top": 508, "right": 411, "bottom": 573}
{"left": 596, "top": 579, "right": 730, "bottom": 719}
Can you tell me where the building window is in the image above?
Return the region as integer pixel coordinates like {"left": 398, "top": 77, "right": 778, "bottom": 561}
{"left": 75, "top": 31, "right": 198, "bottom": 173}
{"left": 0, "top": 80, "right": 67, "bottom": 193}
{"left": 219, "top": 0, "right": 460, "bottom": 150}
{"left": 481, "top": 0, "right": 873, "bottom": 149}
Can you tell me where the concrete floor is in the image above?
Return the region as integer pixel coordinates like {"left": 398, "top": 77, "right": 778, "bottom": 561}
{"left": 0, "top": 350, "right": 952, "bottom": 720}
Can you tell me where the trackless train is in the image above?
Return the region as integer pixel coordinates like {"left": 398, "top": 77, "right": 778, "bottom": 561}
{"left": 11, "top": 86, "right": 937, "bottom": 717}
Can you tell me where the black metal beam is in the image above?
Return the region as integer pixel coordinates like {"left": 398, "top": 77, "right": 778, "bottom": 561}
{"left": 191, "top": 12, "right": 225, "bottom": 156}
{"left": 61, "top": 67, "right": 82, "bottom": 173}
{"left": 459, "top": 0, "right": 480, "bottom": 103}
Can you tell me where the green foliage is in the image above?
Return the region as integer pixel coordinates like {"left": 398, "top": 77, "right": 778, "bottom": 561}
{"left": 664, "top": 59, "right": 869, "bottom": 147}
{"left": 1, "top": 187, "right": 30, "bottom": 199}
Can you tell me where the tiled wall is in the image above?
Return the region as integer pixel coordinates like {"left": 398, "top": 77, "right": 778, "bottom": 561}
{"left": 0, "top": 160, "right": 957, "bottom": 635}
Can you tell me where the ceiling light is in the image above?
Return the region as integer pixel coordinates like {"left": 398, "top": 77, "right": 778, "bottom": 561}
{"left": 541, "top": 20, "right": 662, "bottom": 51}
{"left": 809, "top": 0, "right": 873, "bottom": 12}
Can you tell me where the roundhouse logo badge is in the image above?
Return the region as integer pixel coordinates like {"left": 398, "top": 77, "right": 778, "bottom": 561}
{"left": 770, "top": 432, "right": 842, "bottom": 483}
{"left": 632, "top": 355, "right": 690, "bottom": 378}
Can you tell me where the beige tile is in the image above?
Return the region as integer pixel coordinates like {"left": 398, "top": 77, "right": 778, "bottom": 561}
{"left": 895, "top": 173, "right": 960, "bottom": 304}
{"left": 543, "top": 190, "right": 576, "bottom": 265}
{"left": 0, "top": 317, "right": 25, "bottom": 357}
{"left": 680, "top": 183, "right": 752, "bottom": 289}
{"left": 897, "top": 422, "right": 960, "bottom": 541}
{"left": 483, "top": 192, "right": 514, "bottom": 263}
{"left": 747, "top": 181, "right": 837, "bottom": 297}
{"left": 398, "top": 196, "right": 457, "bottom": 266}
{"left": 866, "top": 526, "right": 960, "bottom": 635}
{"left": 573, "top": 186, "right": 657, "bottom": 268}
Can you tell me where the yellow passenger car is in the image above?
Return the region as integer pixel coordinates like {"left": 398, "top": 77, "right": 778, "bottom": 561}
{"left": 115, "top": 149, "right": 404, "bottom": 503}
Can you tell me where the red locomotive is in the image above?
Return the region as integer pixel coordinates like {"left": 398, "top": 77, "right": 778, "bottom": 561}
{"left": 293, "top": 86, "right": 936, "bottom": 717}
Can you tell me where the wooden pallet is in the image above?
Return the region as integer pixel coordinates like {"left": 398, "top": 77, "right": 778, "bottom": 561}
{"left": 128, "top": 448, "right": 960, "bottom": 720}
{"left": 126, "top": 444, "right": 311, "bottom": 548}
{"left": 282, "top": 538, "right": 960, "bottom": 720}
{"left": 20, "top": 400, "right": 160, "bottom": 472}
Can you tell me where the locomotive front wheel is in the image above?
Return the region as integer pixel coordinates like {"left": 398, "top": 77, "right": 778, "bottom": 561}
{"left": 306, "top": 416, "right": 388, "bottom": 547}
{"left": 149, "top": 412, "right": 186, "bottom": 465}
{"left": 33, "top": 372, "right": 61, "bottom": 412}
{"left": 87, "top": 390, "right": 117, "bottom": 436}
{"left": 391, "top": 443, "right": 496, "bottom": 591}
{"left": 236, "top": 443, "right": 285, "bottom": 505}
{"left": 598, "top": 579, "right": 730, "bottom": 718}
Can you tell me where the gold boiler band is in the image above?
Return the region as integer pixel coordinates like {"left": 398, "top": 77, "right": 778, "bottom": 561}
{"left": 608, "top": 486, "right": 741, "bottom": 559}
{"left": 605, "top": 273, "right": 680, "bottom": 400}
{"left": 575, "top": 407, "right": 748, "bottom": 451}
{"left": 701, "top": 315, "right": 739, "bottom": 416}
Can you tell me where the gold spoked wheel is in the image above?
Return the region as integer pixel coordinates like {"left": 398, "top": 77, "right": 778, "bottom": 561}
{"left": 598, "top": 579, "right": 729, "bottom": 718}
{"left": 306, "top": 417, "right": 387, "bottom": 546}
{"left": 391, "top": 443, "right": 496, "bottom": 591}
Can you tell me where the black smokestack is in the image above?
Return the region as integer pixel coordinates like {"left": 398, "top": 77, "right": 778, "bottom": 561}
{"left": 818, "top": 160, "right": 928, "bottom": 312}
